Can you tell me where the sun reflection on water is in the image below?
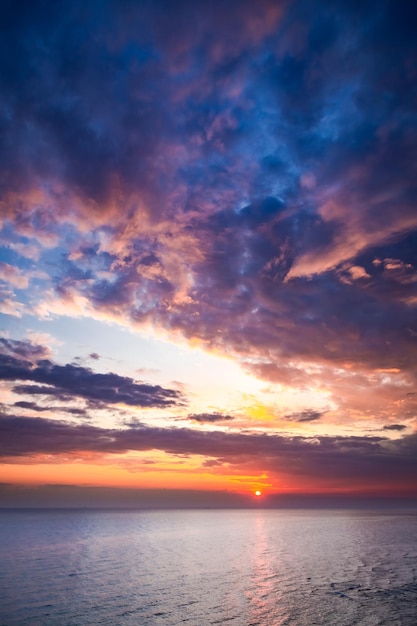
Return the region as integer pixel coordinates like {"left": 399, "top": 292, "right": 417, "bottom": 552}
{"left": 246, "top": 512, "right": 288, "bottom": 625}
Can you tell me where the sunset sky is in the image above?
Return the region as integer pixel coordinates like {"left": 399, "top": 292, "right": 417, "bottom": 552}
{"left": 1, "top": 0, "right": 417, "bottom": 507}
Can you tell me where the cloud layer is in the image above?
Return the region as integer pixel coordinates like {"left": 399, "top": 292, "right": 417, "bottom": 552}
{"left": 1, "top": 0, "right": 416, "bottom": 376}
{"left": 1, "top": 412, "right": 416, "bottom": 493}
{"left": 0, "top": 0, "right": 416, "bottom": 499}
{"left": 0, "top": 338, "right": 181, "bottom": 409}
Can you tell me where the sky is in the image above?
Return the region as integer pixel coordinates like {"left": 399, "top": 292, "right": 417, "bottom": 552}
{"left": 1, "top": 0, "right": 417, "bottom": 507}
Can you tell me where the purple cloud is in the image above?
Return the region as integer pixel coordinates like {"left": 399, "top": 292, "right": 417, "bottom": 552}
{"left": 284, "top": 410, "right": 325, "bottom": 423}
{"left": 13, "top": 400, "right": 88, "bottom": 417}
{"left": 1, "top": 1, "right": 415, "bottom": 375}
{"left": 188, "top": 413, "right": 234, "bottom": 423}
{"left": 0, "top": 338, "right": 182, "bottom": 409}
{"left": 1, "top": 413, "right": 416, "bottom": 488}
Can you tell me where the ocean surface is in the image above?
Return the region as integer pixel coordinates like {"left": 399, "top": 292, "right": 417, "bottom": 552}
{"left": 0, "top": 509, "right": 416, "bottom": 626}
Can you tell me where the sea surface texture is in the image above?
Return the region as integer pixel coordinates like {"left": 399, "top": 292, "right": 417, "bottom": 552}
{"left": 0, "top": 509, "right": 416, "bottom": 625}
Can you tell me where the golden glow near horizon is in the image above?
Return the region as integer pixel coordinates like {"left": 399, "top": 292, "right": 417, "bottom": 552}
{"left": 1, "top": 319, "right": 413, "bottom": 499}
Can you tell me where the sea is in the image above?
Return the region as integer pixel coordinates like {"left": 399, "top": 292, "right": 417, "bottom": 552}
{"left": 0, "top": 509, "right": 416, "bottom": 625}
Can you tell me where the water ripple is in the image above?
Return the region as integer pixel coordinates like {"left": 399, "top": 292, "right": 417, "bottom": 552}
{"left": 0, "top": 509, "right": 416, "bottom": 625}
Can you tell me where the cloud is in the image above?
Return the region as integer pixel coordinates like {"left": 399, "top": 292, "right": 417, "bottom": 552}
{"left": 284, "top": 410, "right": 325, "bottom": 423}
{"left": 13, "top": 400, "right": 88, "bottom": 417}
{"left": 0, "top": 0, "right": 284, "bottom": 223}
{"left": 0, "top": 336, "right": 51, "bottom": 361}
{"left": 383, "top": 424, "right": 407, "bottom": 432}
{"left": 0, "top": 262, "right": 29, "bottom": 288}
{"left": 188, "top": 413, "right": 234, "bottom": 423}
{"left": 1, "top": 413, "right": 416, "bottom": 490}
{"left": 0, "top": 338, "right": 182, "bottom": 409}
{"left": 0, "top": 290, "right": 26, "bottom": 317}
{"left": 0, "top": 0, "right": 416, "bottom": 435}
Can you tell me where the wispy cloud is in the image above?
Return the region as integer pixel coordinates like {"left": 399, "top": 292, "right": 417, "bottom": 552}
{"left": 188, "top": 413, "right": 235, "bottom": 423}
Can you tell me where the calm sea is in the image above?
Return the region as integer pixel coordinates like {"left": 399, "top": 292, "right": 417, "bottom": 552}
{"left": 0, "top": 509, "right": 416, "bottom": 625}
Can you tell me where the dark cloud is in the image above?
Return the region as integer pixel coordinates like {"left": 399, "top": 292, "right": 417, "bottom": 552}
{"left": 188, "top": 413, "right": 234, "bottom": 423}
{"left": 0, "top": 0, "right": 284, "bottom": 209}
{"left": 285, "top": 410, "right": 325, "bottom": 423}
{"left": 0, "top": 338, "right": 181, "bottom": 408}
{"left": 164, "top": 247, "right": 417, "bottom": 374}
{"left": 1, "top": 413, "right": 416, "bottom": 489}
{"left": 0, "top": 337, "right": 50, "bottom": 362}
{"left": 13, "top": 401, "right": 87, "bottom": 417}
{"left": 383, "top": 424, "right": 407, "bottom": 432}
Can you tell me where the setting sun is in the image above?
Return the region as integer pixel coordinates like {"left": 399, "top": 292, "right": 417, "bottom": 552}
{"left": 255, "top": 490, "right": 262, "bottom": 497}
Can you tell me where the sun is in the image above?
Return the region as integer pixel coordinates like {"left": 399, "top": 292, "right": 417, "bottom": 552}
{"left": 255, "top": 490, "right": 262, "bottom": 497}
